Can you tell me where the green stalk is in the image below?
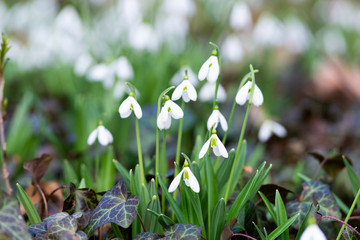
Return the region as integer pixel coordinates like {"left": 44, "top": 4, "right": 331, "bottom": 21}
{"left": 214, "top": 70, "right": 258, "bottom": 171}
{"left": 95, "top": 144, "right": 100, "bottom": 190}
{"left": 336, "top": 187, "right": 360, "bottom": 240}
{"left": 224, "top": 66, "right": 256, "bottom": 203}
{"left": 135, "top": 117, "right": 146, "bottom": 185}
{"left": 161, "top": 130, "right": 167, "bottom": 213}
{"left": 173, "top": 101, "right": 185, "bottom": 201}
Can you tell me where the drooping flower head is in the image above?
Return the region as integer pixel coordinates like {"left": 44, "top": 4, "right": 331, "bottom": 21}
{"left": 300, "top": 224, "right": 327, "bottom": 240}
{"left": 172, "top": 70, "right": 197, "bottom": 103}
{"left": 199, "top": 129, "right": 228, "bottom": 158}
{"left": 87, "top": 121, "right": 113, "bottom": 146}
{"left": 235, "top": 81, "right": 264, "bottom": 106}
{"left": 207, "top": 105, "right": 228, "bottom": 131}
{"left": 258, "top": 119, "right": 287, "bottom": 142}
{"left": 157, "top": 95, "right": 184, "bottom": 130}
{"left": 199, "top": 82, "right": 227, "bottom": 102}
{"left": 119, "top": 92, "right": 142, "bottom": 119}
{"left": 198, "top": 48, "right": 220, "bottom": 83}
{"left": 168, "top": 159, "right": 200, "bottom": 193}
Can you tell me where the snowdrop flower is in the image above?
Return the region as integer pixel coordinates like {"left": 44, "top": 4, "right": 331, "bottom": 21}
{"left": 199, "top": 129, "right": 228, "bottom": 158}
{"left": 170, "top": 66, "right": 198, "bottom": 87}
{"left": 221, "top": 34, "right": 244, "bottom": 62}
{"left": 235, "top": 81, "right": 263, "bottom": 106}
{"left": 157, "top": 95, "right": 184, "bottom": 130}
{"left": 119, "top": 92, "right": 142, "bottom": 119}
{"left": 172, "top": 71, "right": 197, "bottom": 102}
{"left": 207, "top": 106, "right": 228, "bottom": 131}
{"left": 258, "top": 120, "right": 287, "bottom": 142}
{"left": 168, "top": 160, "right": 199, "bottom": 193}
{"left": 199, "top": 82, "right": 227, "bottom": 102}
{"left": 198, "top": 49, "right": 220, "bottom": 83}
{"left": 87, "top": 123, "right": 113, "bottom": 146}
{"left": 229, "top": 2, "right": 252, "bottom": 30}
{"left": 300, "top": 224, "right": 326, "bottom": 240}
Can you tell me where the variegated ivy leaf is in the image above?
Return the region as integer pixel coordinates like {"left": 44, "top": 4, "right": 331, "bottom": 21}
{"left": 0, "top": 192, "right": 31, "bottom": 240}
{"left": 85, "top": 180, "right": 140, "bottom": 234}
{"left": 28, "top": 222, "right": 47, "bottom": 236}
{"left": 134, "top": 232, "right": 162, "bottom": 240}
{"left": 286, "top": 180, "right": 341, "bottom": 229}
{"left": 163, "top": 223, "right": 202, "bottom": 239}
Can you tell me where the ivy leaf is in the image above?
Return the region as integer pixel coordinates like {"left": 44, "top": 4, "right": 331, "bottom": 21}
{"left": 46, "top": 215, "right": 78, "bottom": 239}
{"left": 85, "top": 181, "right": 140, "bottom": 234}
{"left": 134, "top": 232, "right": 162, "bottom": 240}
{"left": 23, "top": 154, "right": 53, "bottom": 184}
{"left": 286, "top": 180, "right": 341, "bottom": 229}
{"left": 163, "top": 223, "right": 202, "bottom": 239}
{"left": 0, "top": 192, "right": 31, "bottom": 240}
{"left": 28, "top": 222, "right": 47, "bottom": 236}
{"left": 63, "top": 183, "right": 98, "bottom": 229}
{"left": 43, "top": 212, "right": 69, "bottom": 229}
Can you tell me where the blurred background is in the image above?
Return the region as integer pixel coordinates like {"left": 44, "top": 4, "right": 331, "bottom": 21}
{"left": 1, "top": 0, "right": 360, "bottom": 204}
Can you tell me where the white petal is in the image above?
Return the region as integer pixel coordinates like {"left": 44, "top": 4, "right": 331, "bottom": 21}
{"left": 217, "top": 84, "right": 227, "bottom": 102}
{"left": 164, "top": 116, "right": 172, "bottom": 129}
{"left": 113, "top": 82, "right": 127, "bottom": 100}
{"left": 235, "top": 81, "right": 251, "bottom": 105}
{"left": 86, "top": 64, "right": 109, "bottom": 81}
{"left": 258, "top": 121, "right": 272, "bottom": 142}
{"left": 213, "top": 146, "right": 221, "bottom": 156}
{"left": 157, "top": 108, "right": 168, "bottom": 130}
{"left": 272, "top": 121, "right": 287, "bottom": 138}
{"left": 207, "top": 110, "right": 219, "bottom": 130}
{"left": 182, "top": 92, "right": 190, "bottom": 102}
{"left": 187, "top": 168, "right": 200, "bottom": 193}
{"left": 131, "top": 98, "right": 143, "bottom": 119}
{"left": 105, "top": 128, "right": 114, "bottom": 144}
{"left": 199, "top": 82, "right": 214, "bottom": 102}
{"left": 119, "top": 97, "right": 132, "bottom": 118}
{"left": 207, "top": 56, "right": 219, "bottom": 83}
{"left": 199, "top": 137, "right": 211, "bottom": 158}
{"left": 171, "top": 82, "right": 185, "bottom": 101}
{"left": 300, "top": 224, "right": 326, "bottom": 240}
{"left": 218, "top": 110, "right": 228, "bottom": 131}
{"left": 198, "top": 57, "right": 211, "bottom": 81}
{"left": 87, "top": 128, "right": 98, "bottom": 145}
{"left": 215, "top": 135, "right": 228, "bottom": 158}
{"left": 251, "top": 83, "right": 264, "bottom": 106}
{"left": 168, "top": 169, "right": 185, "bottom": 192}
{"left": 185, "top": 81, "right": 197, "bottom": 101}
{"left": 98, "top": 126, "right": 113, "bottom": 146}
{"left": 168, "top": 101, "right": 184, "bottom": 119}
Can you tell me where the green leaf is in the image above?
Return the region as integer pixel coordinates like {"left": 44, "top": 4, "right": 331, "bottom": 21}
{"left": 99, "top": 146, "right": 115, "bottom": 192}
{"left": 258, "top": 191, "right": 276, "bottom": 224}
{"left": 157, "top": 173, "right": 185, "bottom": 223}
{"left": 16, "top": 183, "right": 41, "bottom": 224}
{"left": 113, "top": 159, "right": 130, "bottom": 188}
{"left": 286, "top": 180, "right": 341, "bottom": 229}
{"left": 268, "top": 213, "right": 300, "bottom": 240}
{"left": 294, "top": 204, "right": 312, "bottom": 240}
{"left": 63, "top": 183, "right": 98, "bottom": 229}
{"left": 210, "top": 198, "right": 226, "bottom": 240}
{"left": 343, "top": 157, "right": 360, "bottom": 208}
{"left": 63, "top": 160, "right": 78, "bottom": 185}
{"left": 28, "top": 222, "right": 47, "bottom": 236}
{"left": 216, "top": 149, "right": 235, "bottom": 193}
{"left": 46, "top": 215, "right": 77, "bottom": 239}
{"left": 134, "top": 232, "right": 162, "bottom": 240}
{"left": 80, "top": 164, "right": 94, "bottom": 189}
{"left": 147, "top": 209, "right": 175, "bottom": 228}
{"left": 0, "top": 192, "right": 31, "bottom": 240}
{"left": 252, "top": 222, "right": 267, "bottom": 240}
{"left": 85, "top": 180, "right": 140, "bottom": 234}
{"left": 275, "top": 190, "right": 289, "bottom": 240}
{"left": 144, "top": 195, "right": 162, "bottom": 233}
{"left": 164, "top": 223, "right": 202, "bottom": 239}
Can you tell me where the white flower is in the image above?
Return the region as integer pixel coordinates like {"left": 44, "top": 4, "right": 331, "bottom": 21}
{"left": 170, "top": 66, "right": 198, "bottom": 87}
{"left": 207, "top": 108, "right": 228, "bottom": 131}
{"left": 199, "top": 82, "right": 227, "bottom": 102}
{"left": 172, "top": 74, "right": 197, "bottom": 103}
{"left": 235, "top": 81, "right": 263, "bottom": 106}
{"left": 221, "top": 34, "right": 244, "bottom": 62}
{"left": 157, "top": 97, "right": 184, "bottom": 130}
{"left": 258, "top": 120, "right": 287, "bottom": 142}
{"left": 168, "top": 161, "right": 199, "bottom": 193}
{"left": 87, "top": 124, "right": 113, "bottom": 146}
{"left": 119, "top": 93, "right": 142, "bottom": 119}
{"left": 198, "top": 51, "right": 220, "bottom": 83}
{"left": 199, "top": 130, "right": 228, "bottom": 158}
{"left": 229, "top": 2, "right": 252, "bottom": 30}
{"left": 300, "top": 224, "right": 326, "bottom": 240}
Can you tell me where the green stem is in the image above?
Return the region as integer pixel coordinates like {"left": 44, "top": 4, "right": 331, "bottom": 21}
{"left": 336, "top": 187, "right": 360, "bottom": 240}
{"left": 135, "top": 117, "right": 146, "bottom": 185}
{"left": 161, "top": 130, "right": 167, "bottom": 213}
{"left": 214, "top": 70, "right": 257, "bottom": 171}
{"left": 224, "top": 66, "right": 256, "bottom": 203}
{"left": 95, "top": 144, "right": 100, "bottom": 191}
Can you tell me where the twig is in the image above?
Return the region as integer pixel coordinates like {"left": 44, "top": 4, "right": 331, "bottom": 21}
{"left": 137, "top": 211, "right": 146, "bottom": 232}
{"left": 36, "top": 183, "right": 48, "bottom": 218}
{"left": 47, "top": 185, "right": 69, "bottom": 202}
{"left": 312, "top": 156, "right": 327, "bottom": 180}
{"left": 232, "top": 233, "right": 257, "bottom": 240}
{"left": 320, "top": 215, "right": 360, "bottom": 237}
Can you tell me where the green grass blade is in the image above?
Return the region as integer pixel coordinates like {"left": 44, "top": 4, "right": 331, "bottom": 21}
{"left": 16, "top": 183, "right": 41, "bottom": 224}
{"left": 80, "top": 163, "right": 94, "bottom": 189}
{"left": 275, "top": 190, "right": 289, "bottom": 240}
{"left": 268, "top": 213, "right": 299, "bottom": 240}
{"left": 343, "top": 156, "right": 360, "bottom": 208}
{"left": 113, "top": 159, "right": 130, "bottom": 188}
{"left": 63, "top": 159, "right": 78, "bottom": 185}
{"left": 211, "top": 198, "right": 226, "bottom": 240}
{"left": 216, "top": 149, "right": 235, "bottom": 193}
{"left": 294, "top": 204, "right": 312, "bottom": 240}
{"left": 258, "top": 191, "right": 277, "bottom": 224}
{"left": 252, "top": 222, "right": 266, "bottom": 240}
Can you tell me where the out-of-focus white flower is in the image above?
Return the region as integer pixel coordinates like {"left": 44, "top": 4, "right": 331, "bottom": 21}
{"left": 129, "top": 23, "right": 160, "bottom": 52}
{"left": 199, "top": 82, "right": 226, "bottom": 103}
{"left": 119, "top": 92, "right": 142, "bottom": 119}
{"left": 170, "top": 66, "right": 198, "bottom": 87}
{"left": 198, "top": 50, "right": 220, "bottom": 83}
{"left": 235, "top": 81, "right": 263, "bottom": 106}
{"left": 199, "top": 130, "right": 228, "bottom": 158}
{"left": 253, "top": 14, "right": 284, "bottom": 47}
{"left": 87, "top": 63, "right": 111, "bottom": 84}
{"left": 172, "top": 72, "right": 197, "bottom": 102}
{"left": 113, "top": 57, "right": 134, "bottom": 80}
{"left": 284, "top": 17, "right": 311, "bottom": 54}
{"left": 320, "top": 28, "right": 346, "bottom": 55}
{"left": 300, "top": 224, "right": 326, "bottom": 240}
{"left": 157, "top": 96, "right": 184, "bottom": 130}
{"left": 74, "top": 53, "right": 93, "bottom": 76}
{"left": 87, "top": 123, "right": 113, "bottom": 146}
{"left": 258, "top": 120, "right": 287, "bottom": 142}
{"left": 229, "top": 2, "right": 252, "bottom": 30}
{"left": 207, "top": 107, "right": 228, "bottom": 131}
{"left": 161, "top": 0, "right": 196, "bottom": 17}
{"left": 168, "top": 160, "right": 199, "bottom": 193}
{"left": 221, "top": 34, "right": 244, "bottom": 62}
